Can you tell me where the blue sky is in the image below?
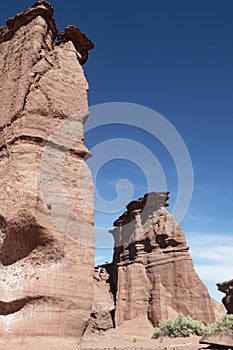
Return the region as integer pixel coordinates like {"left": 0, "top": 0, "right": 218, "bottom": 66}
{"left": 1, "top": 1, "right": 233, "bottom": 302}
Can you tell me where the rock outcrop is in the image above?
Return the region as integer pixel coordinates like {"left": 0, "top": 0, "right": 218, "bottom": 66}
{"left": 0, "top": 1, "right": 94, "bottom": 348}
{"left": 108, "top": 192, "right": 216, "bottom": 328}
{"left": 200, "top": 331, "right": 233, "bottom": 348}
{"left": 217, "top": 279, "right": 233, "bottom": 314}
{"left": 86, "top": 267, "right": 115, "bottom": 334}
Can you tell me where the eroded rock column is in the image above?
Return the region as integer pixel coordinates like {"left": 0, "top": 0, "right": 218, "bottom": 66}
{"left": 110, "top": 192, "right": 216, "bottom": 328}
{"left": 0, "top": 1, "right": 94, "bottom": 348}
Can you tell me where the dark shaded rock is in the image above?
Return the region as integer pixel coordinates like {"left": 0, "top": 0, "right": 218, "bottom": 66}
{"left": 57, "top": 25, "right": 94, "bottom": 64}
{"left": 217, "top": 279, "right": 233, "bottom": 314}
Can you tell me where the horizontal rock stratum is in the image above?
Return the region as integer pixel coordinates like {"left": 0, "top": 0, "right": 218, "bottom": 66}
{"left": 105, "top": 192, "right": 218, "bottom": 331}
{"left": 0, "top": 1, "right": 94, "bottom": 349}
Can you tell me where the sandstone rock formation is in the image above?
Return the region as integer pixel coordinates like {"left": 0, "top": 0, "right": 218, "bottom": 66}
{"left": 217, "top": 279, "right": 233, "bottom": 314}
{"left": 86, "top": 267, "right": 115, "bottom": 334}
{"left": 0, "top": 1, "right": 94, "bottom": 348}
{"left": 108, "top": 192, "right": 216, "bottom": 328}
{"left": 200, "top": 331, "right": 233, "bottom": 348}
{"left": 211, "top": 298, "right": 227, "bottom": 321}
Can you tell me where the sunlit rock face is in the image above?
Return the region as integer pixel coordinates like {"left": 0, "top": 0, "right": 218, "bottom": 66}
{"left": 86, "top": 267, "right": 115, "bottom": 334}
{"left": 0, "top": 1, "right": 94, "bottom": 347}
{"left": 109, "top": 192, "right": 216, "bottom": 327}
{"left": 218, "top": 279, "right": 233, "bottom": 314}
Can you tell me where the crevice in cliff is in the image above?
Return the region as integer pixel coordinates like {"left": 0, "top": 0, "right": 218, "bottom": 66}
{"left": 0, "top": 135, "right": 89, "bottom": 159}
{"left": 0, "top": 30, "right": 54, "bottom": 134}
{"left": 0, "top": 296, "right": 55, "bottom": 316}
{"left": 22, "top": 28, "right": 55, "bottom": 112}
{"left": 162, "top": 246, "right": 190, "bottom": 254}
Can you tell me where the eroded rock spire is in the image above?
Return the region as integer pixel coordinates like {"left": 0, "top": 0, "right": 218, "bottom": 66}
{"left": 109, "top": 192, "right": 217, "bottom": 330}
{"left": 0, "top": 1, "right": 94, "bottom": 349}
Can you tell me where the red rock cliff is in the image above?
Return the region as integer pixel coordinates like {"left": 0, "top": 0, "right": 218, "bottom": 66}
{"left": 109, "top": 192, "right": 216, "bottom": 327}
{"left": 0, "top": 1, "right": 94, "bottom": 348}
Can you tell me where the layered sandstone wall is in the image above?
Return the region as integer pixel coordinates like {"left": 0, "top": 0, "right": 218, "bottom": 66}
{"left": 109, "top": 193, "right": 216, "bottom": 327}
{"left": 0, "top": 1, "right": 94, "bottom": 347}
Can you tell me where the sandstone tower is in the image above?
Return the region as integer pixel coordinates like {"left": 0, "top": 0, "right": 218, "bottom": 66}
{"left": 0, "top": 1, "right": 94, "bottom": 348}
{"left": 109, "top": 192, "right": 216, "bottom": 328}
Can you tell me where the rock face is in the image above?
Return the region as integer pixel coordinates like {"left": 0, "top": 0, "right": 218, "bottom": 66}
{"left": 86, "top": 267, "right": 115, "bottom": 334}
{"left": 217, "top": 279, "right": 233, "bottom": 314}
{"left": 0, "top": 1, "right": 94, "bottom": 348}
{"left": 109, "top": 192, "right": 216, "bottom": 328}
{"left": 200, "top": 331, "right": 233, "bottom": 348}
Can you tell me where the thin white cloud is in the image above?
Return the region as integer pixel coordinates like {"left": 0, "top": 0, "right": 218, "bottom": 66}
{"left": 186, "top": 232, "right": 233, "bottom": 247}
{"left": 190, "top": 246, "right": 233, "bottom": 264}
{"left": 185, "top": 231, "right": 233, "bottom": 301}
{"left": 195, "top": 264, "right": 233, "bottom": 283}
{"left": 186, "top": 233, "right": 233, "bottom": 274}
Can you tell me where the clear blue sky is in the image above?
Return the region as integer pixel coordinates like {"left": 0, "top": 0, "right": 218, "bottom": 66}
{"left": 1, "top": 1, "right": 233, "bottom": 302}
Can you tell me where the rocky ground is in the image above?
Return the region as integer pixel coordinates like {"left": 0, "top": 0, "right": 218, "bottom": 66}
{"left": 81, "top": 325, "right": 214, "bottom": 350}
{"left": 0, "top": 333, "right": 229, "bottom": 350}
{"left": 82, "top": 333, "right": 209, "bottom": 350}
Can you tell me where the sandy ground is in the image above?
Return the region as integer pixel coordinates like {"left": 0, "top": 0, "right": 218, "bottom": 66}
{"left": 0, "top": 335, "right": 210, "bottom": 350}
{"left": 0, "top": 337, "right": 81, "bottom": 350}
{"left": 81, "top": 316, "right": 210, "bottom": 350}
{"left": 82, "top": 332, "right": 209, "bottom": 350}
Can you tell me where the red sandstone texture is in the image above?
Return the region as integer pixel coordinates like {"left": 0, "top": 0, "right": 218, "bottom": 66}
{"left": 200, "top": 331, "right": 233, "bottom": 348}
{"left": 86, "top": 267, "right": 115, "bottom": 334}
{"left": 0, "top": 1, "right": 94, "bottom": 349}
{"left": 104, "top": 193, "right": 220, "bottom": 331}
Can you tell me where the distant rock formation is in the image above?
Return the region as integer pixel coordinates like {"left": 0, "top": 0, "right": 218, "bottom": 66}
{"left": 217, "top": 279, "right": 233, "bottom": 314}
{"left": 86, "top": 267, "right": 115, "bottom": 334}
{"left": 107, "top": 192, "right": 216, "bottom": 328}
{"left": 0, "top": 1, "right": 94, "bottom": 348}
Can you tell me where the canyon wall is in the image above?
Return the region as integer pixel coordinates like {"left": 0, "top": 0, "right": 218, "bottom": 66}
{"left": 109, "top": 192, "right": 216, "bottom": 328}
{"left": 0, "top": 1, "right": 94, "bottom": 348}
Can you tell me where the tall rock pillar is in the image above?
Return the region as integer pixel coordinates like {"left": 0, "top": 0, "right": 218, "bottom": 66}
{"left": 110, "top": 192, "right": 216, "bottom": 328}
{"left": 0, "top": 1, "right": 94, "bottom": 348}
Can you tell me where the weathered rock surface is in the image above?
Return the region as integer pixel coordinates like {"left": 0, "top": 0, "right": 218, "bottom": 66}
{"left": 200, "top": 331, "right": 233, "bottom": 348}
{"left": 86, "top": 267, "right": 115, "bottom": 334}
{"left": 217, "top": 279, "right": 233, "bottom": 314}
{"left": 211, "top": 298, "right": 227, "bottom": 321}
{"left": 109, "top": 193, "right": 217, "bottom": 328}
{"left": 0, "top": 1, "right": 94, "bottom": 348}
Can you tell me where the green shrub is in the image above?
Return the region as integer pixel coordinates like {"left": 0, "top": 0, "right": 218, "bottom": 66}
{"left": 90, "top": 338, "right": 97, "bottom": 343}
{"left": 152, "top": 313, "right": 208, "bottom": 339}
{"left": 210, "top": 314, "right": 233, "bottom": 333}
{"left": 152, "top": 314, "right": 233, "bottom": 339}
{"left": 132, "top": 336, "right": 137, "bottom": 343}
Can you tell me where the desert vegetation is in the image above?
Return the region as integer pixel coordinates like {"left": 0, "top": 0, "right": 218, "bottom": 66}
{"left": 152, "top": 313, "right": 233, "bottom": 339}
